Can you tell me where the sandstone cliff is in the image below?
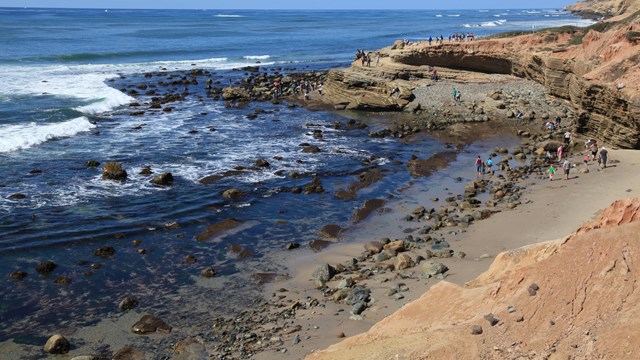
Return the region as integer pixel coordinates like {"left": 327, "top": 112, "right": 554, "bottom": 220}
{"left": 306, "top": 198, "right": 640, "bottom": 360}
{"left": 322, "top": 3, "right": 640, "bottom": 148}
{"left": 566, "top": 0, "right": 640, "bottom": 19}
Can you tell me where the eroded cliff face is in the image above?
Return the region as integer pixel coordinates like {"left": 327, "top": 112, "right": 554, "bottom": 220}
{"left": 322, "top": 9, "right": 640, "bottom": 148}
{"left": 566, "top": 0, "right": 640, "bottom": 19}
{"left": 306, "top": 198, "right": 640, "bottom": 360}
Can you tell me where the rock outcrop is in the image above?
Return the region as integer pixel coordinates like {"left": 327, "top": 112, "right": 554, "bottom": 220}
{"left": 307, "top": 198, "right": 640, "bottom": 360}
{"left": 321, "top": 7, "right": 640, "bottom": 148}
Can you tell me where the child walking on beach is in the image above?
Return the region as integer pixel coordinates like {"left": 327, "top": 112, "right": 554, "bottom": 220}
{"left": 548, "top": 164, "right": 555, "bottom": 181}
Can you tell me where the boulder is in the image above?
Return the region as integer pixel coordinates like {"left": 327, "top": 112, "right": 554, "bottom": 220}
{"left": 36, "top": 261, "right": 57, "bottom": 274}
{"left": 423, "top": 261, "right": 449, "bottom": 276}
{"left": 383, "top": 240, "right": 405, "bottom": 254}
{"left": 43, "top": 334, "right": 70, "bottom": 354}
{"left": 94, "top": 246, "right": 115, "bottom": 258}
{"left": 221, "top": 86, "right": 250, "bottom": 101}
{"left": 222, "top": 188, "right": 243, "bottom": 200}
{"left": 255, "top": 158, "right": 270, "bottom": 167}
{"left": 150, "top": 172, "right": 173, "bottom": 186}
{"left": 364, "top": 241, "right": 384, "bottom": 254}
{"left": 102, "top": 162, "right": 127, "bottom": 181}
{"left": 395, "top": 253, "right": 414, "bottom": 270}
{"left": 119, "top": 297, "right": 139, "bottom": 311}
{"left": 312, "top": 264, "right": 336, "bottom": 284}
{"left": 131, "top": 315, "right": 172, "bottom": 334}
{"left": 85, "top": 160, "right": 100, "bottom": 168}
{"left": 200, "top": 267, "right": 216, "bottom": 278}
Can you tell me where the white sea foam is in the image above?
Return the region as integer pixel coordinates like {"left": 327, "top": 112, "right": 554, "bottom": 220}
{"left": 0, "top": 117, "right": 95, "bottom": 153}
{"left": 447, "top": 14, "right": 461, "bottom": 17}
{"left": 435, "top": 14, "right": 443, "bottom": 17}
{"left": 215, "top": 14, "right": 244, "bottom": 18}
{"left": 243, "top": 55, "right": 270, "bottom": 60}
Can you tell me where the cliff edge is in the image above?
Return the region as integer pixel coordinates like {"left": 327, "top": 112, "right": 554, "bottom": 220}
{"left": 306, "top": 198, "right": 640, "bottom": 360}
{"left": 322, "top": 1, "right": 640, "bottom": 148}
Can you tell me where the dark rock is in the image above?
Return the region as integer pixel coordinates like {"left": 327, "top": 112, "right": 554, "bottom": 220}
{"left": 471, "top": 325, "right": 483, "bottom": 335}
{"left": 139, "top": 166, "right": 153, "bottom": 175}
{"left": 102, "top": 162, "right": 127, "bottom": 181}
{"left": 318, "top": 224, "right": 344, "bottom": 240}
{"left": 353, "top": 198, "right": 385, "bottom": 223}
{"left": 150, "top": 172, "right": 173, "bottom": 186}
{"left": 484, "top": 313, "right": 499, "bottom": 326}
{"left": 346, "top": 287, "right": 371, "bottom": 305}
{"left": 54, "top": 276, "right": 71, "bottom": 285}
{"left": 351, "top": 302, "right": 366, "bottom": 315}
{"left": 255, "top": 158, "right": 270, "bottom": 167}
{"left": 222, "top": 188, "right": 244, "bottom": 200}
{"left": 312, "top": 264, "right": 336, "bottom": 284}
{"left": 119, "top": 297, "right": 139, "bottom": 311}
{"left": 302, "top": 145, "right": 322, "bottom": 153}
{"left": 303, "top": 177, "right": 324, "bottom": 194}
{"left": 36, "top": 261, "right": 57, "bottom": 274}
{"left": 85, "top": 160, "right": 101, "bottom": 168}
{"left": 43, "top": 334, "right": 70, "bottom": 354}
{"left": 112, "top": 346, "right": 145, "bottom": 360}
{"left": 285, "top": 243, "right": 300, "bottom": 250}
{"left": 200, "top": 267, "right": 216, "bottom": 278}
{"left": 94, "top": 246, "right": 115, "bottom": 258}
{"left": 131, "top": 315, "right": 172, "bottom": 334}
{"left": 9, "top": 270, "right": 27, "bottom": 280}
{"left": 183, "top": 255, "right": 197, "bottom": 264}
{"left": 8, "top": 193, "right": 26, "bottom": 200}
{"left": 308, "top": 239, "right": 333, "bottom": 252}
{"left": 196, "top": 218, "right": 241, "bottom": 242}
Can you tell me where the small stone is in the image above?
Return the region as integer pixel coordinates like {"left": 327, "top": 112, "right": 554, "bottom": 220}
{"left": 131, "top": 315, "right": 172, "bottom": 334}
{"left": 471, "top": 325, "right": 483, "bottom": 335}
{"left": 337, "top": 332, "right": 346, "bottom": 338}
{"left": 94, "top": 246, "right": 115, "bottom": 258}
{"left": 119, "top": 297, "right": 139, "bottom": 311}
{"left": 201, "top": 267, "right": 216, "bottom": 278}
{"left": 507, "top": 306, "right": 516, "bottom": 313}
{"left": 351, "top": 302, "right": 366, "bottom": 315}
{"left": 9, "top": 271, "right": 27, "bottom": 280}
{"left": 36, "top": 261, "right": 57, "bottom": 274}
{"left": 54, "top": 276, "right": 71, "bottom": 285}
{"left": 285, "top": 243, "right": 300, "bottom": 250}
{"left": 484, "top": 313, "right": 499, "bottom": 326}
{"left": 516, "top": 316, "right": 524, "bottom": 322}
{"left": 393, "top": 293, "right": 405, "bottom": 300}
{"left": 43, "top": 334, "right": 70, "bottom": 354}
{"left": 183, "top": 255, "right": 197, "bottom": 264}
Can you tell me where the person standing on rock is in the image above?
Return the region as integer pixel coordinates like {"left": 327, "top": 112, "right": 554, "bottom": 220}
{"left": 557, "top": 145, "right": 564, "bottom": 161}
{"left": 452, "top": 88, "right": 458, "bottom": 101}
{"left": 563, "top": 159, "right": 571, "bottom": 180}
{"left": 599, "top": 146, "right": 608, "bottom": 168}
{"left": 564, "top": 130, "right": 571, "bottom": 145}
{"left": 455, "top": 89, "right": 461, "bottom": 102}
{"left": 475, "top": 156, "right": 483, "bottom": 176}
{"left": 376, "top": 54, "right": 380, "bottom": 66}
{"left": 486, "top": 157, "right": 494, "bottom": 175}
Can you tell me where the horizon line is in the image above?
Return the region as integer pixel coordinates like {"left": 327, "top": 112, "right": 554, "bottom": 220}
{"left": 1, "top": 6, "right": 569, "bottom": 11}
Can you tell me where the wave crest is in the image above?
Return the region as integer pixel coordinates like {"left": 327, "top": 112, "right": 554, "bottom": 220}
{"left": 0, "top": 117, "right": 95, "bottom": 153}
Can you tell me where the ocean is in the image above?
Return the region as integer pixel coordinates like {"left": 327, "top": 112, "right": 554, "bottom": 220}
{"left": 0, "top": 6, "right": 591, "bottom": 355}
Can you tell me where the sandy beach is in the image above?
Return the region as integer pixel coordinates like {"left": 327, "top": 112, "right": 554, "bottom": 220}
{"left": 256, "top": 144, "right": 640, "bottom": 360}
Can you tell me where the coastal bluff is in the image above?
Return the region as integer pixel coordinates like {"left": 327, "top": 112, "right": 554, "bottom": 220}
{"left": 321, "top": 2, "right": 640, "bottom": 149}
{"left": 306, "top": 198, "right": 640, "bottom": 360}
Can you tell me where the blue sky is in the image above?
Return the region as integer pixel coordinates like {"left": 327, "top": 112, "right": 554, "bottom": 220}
{"left": 3, "top": 0, "right": 578, "bottom": 10}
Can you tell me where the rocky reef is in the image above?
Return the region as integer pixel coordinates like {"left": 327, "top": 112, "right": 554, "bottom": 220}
{"left": 321, "top": 4, "right": 640, "bottom": 149}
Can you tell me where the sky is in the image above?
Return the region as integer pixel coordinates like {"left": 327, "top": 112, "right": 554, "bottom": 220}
{"left": 2, "top": 0, "right": 579, "bottom": 10}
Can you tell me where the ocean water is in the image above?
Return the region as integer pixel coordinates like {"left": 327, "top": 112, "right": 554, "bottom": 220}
{"left": 0, "top": 7, "right": 590, "bottom": 352}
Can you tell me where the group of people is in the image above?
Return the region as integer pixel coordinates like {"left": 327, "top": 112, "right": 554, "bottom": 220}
{"left": 273, "top": 79, "right": 323, "bottom": 101}
{"left": 355, "top": 49, "right": 380, "bottom": 67}
{"left": 452, "top": 87, "right": 462, "bottom": 102}
{"left": 475, "top": 155, "right": 494, "bottom": 176}
{"left": 547, "top": 141, "right": 609, "bottom": 181}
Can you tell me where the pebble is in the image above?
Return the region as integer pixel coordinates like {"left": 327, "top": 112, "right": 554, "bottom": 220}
{"left": 471, "top": 325, "right": 483, "bottom": 335}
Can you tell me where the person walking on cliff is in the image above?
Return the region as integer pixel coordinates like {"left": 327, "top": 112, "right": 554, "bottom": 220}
{"left": 564, "top": 130, "right": 571, "bottom": 145}
{"left": 376, "top": 54, "right": 380, "bottom": 66}
{"left": 455, "top": 89, "right": 462, "bottom": 102}
{"left": 452, "top": 88, "right": 458, "bottom": 101}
